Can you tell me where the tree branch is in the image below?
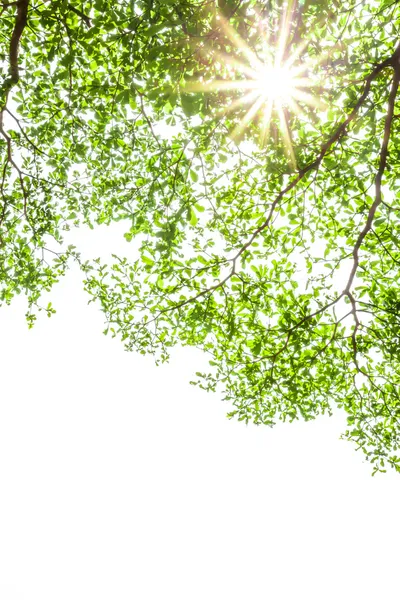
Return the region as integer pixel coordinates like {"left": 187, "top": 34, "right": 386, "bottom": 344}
{"left": 233, "top": 46, "right": 400, "bottom": 265}
{"left": 0, "top": 0, "right": 30, "bottom": 233}
{"left": 130, "top": 43, "right": 400, "bottom": 329}
{"left": 5, "top": 107, "right": 50, "bottom": 157}
{"left": 344, "top": 45, "right": 400, "bottom": 294}
{"left": 67, "top": 4, "right": 92, "bottom": 28}
{"left": 9, "top": 0, "right": 29, "bottom": 85}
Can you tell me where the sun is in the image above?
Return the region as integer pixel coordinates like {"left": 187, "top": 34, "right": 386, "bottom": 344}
{"left": 184, "top": 9, "right": 321, "bottom": 167}
{"left": 253, "top": 65, "right": 296, "bottom": 102}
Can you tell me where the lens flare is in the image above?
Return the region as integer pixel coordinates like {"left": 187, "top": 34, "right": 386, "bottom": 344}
{"left": 184, "top": 8, "right": 323, "bottom": 168}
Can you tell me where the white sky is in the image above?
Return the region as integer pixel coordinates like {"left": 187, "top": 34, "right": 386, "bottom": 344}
{"left": 1, "top": 224, "right": 400, "bottom": 599}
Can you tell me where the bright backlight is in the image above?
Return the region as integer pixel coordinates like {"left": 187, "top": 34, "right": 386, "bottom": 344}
{"left": 184, "top": 8, "right": 322, "bottom": 167}
{"left": 255, "top": 66, "right": 295, "bottom": 101}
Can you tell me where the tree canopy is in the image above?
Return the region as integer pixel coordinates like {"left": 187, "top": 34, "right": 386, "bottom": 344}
{"left": 1, "top": 0, "right": 400, "bottom": 472}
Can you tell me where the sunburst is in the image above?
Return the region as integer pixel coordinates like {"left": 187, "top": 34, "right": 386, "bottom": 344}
{"left": 185, "top": 7, "right": 322, "bottom": 167}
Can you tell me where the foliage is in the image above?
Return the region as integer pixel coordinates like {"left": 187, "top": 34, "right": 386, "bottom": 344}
{"left": 1, "top": 0, "right": 400, "bottom": 472}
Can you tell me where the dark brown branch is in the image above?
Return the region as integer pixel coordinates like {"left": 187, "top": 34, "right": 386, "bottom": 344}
{"left": 334, "top": 46, "right": 400, "bottom": 379}
{"left": 67, "top": 4, "right": 91, "bottom": 28}
{"left": 9, "top": 0, "right": 29, "bottom": 85}
{"left": 347, "top": 291, "right": 361, "bottom": 363}
{"left": 0, "top": 0, "right": 30, "bottom": 233}
{"left": 344, "top": 46, "right": 400, "bottom": 294}
{"left": 0, "top": 125, "right": 28, "bottom": 212}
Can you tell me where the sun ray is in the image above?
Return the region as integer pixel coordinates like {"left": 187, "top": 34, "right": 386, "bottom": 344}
{"left": 283, "top": 38, "right": 311, "bottom": 70}
{"left": 185, "top": 79, "right": 259, "bottom": 93}
{"left": 275, "top": 0, "right": 295, "bottom": 67}
{"left": 284, "top": 95, "right": 304, "bottom": 118}
{"left": 199, "top": 46, "right": 257, "bottom": 79}
{"left": 277, "top": 106, "right": 296, "bottom": 168}
{"left": 259, "top": 98, "right": 274, "bottom": 147}
{"left": 215, "top": 90, "right": 262, "bottom": 120}
{"left": 218, "top": 14, "right": 264, "bottom": 71}
{"left": 231, "top": 94, "right": 267, "bottom": 140}
{"left": 182, "top": 7, "right": 322, "bottom": 163}
{"left": 292, "top": 88, "right": 326, "bottom": 110}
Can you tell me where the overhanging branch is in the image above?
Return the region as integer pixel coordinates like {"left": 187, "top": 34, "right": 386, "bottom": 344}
{"left": 133, "top": 42, "right": 400, "bottom": 330}
{"left": 9, "top": 0, "right": 29, "bottom": 85}
{"left": 344, "top": 46, "right": 400, "bottom": 294}
{"left": 0, "top": 0, "right": 30, "bottom": 235}
{"left": 67, "top": 4, "right": 92, "bottom": 28}
{"left": 233, "top": 44, "right": 400, "bottom": 265}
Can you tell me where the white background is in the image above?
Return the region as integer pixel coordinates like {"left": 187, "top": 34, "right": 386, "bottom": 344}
{"left": 1, "top": 226, "right": 400, "bottom": 599}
